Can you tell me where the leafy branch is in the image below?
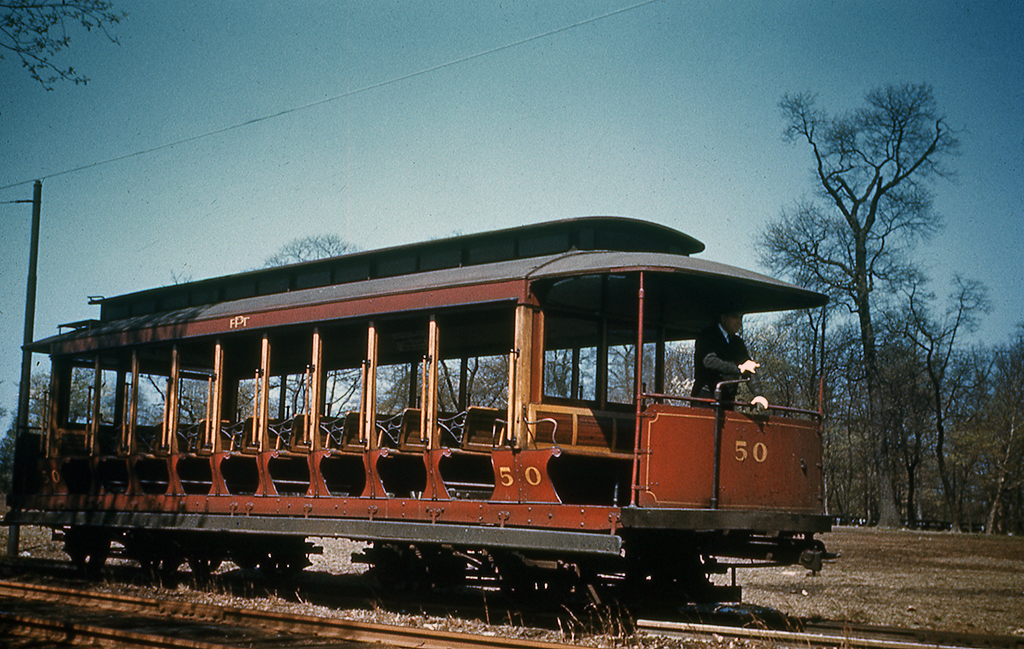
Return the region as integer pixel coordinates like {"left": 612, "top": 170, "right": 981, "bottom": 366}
{"left": 1, "top": 1, "right": 125, "bottom": 89}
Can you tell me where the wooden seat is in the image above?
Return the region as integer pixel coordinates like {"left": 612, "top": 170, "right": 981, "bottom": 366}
{"left": 320, "top": 411, "right": 365, "bottom": 454}
{"left": 527, "top": 404, "right": 634, "bottom": 457}
{"left": 375, "top": 408, "right": 425, "bottom": 452}
{"left": 463, "top": 406, "right": 504, "bottom": 451}
{"left": 437, "top": 411, "right": 468, "bottom": 448}
{"left": 220, "top": 418, "right": 256, "bottom": 454}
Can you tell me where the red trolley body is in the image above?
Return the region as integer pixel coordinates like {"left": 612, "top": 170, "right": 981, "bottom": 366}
{"left": 7, "top": 217, "right": 830, "bottom": 598}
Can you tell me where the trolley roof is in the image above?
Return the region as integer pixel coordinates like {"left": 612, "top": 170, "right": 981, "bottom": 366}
{"left": 94, "top": 216, "right": 705, "bottom": 323}
{"left": 31, "top": 232, "right": 826, "bottom": 357}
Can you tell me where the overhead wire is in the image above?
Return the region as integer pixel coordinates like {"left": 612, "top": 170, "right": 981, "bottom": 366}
{"left": 1, "top": 0, "right": 660, "bottom": 192}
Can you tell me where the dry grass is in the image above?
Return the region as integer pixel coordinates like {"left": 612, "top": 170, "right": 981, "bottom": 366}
{"left": 737, "top": 527, "right": 1024, "bottom": 636}
{"left": 3, "top": 522, "right": 1022, "bottom": 640}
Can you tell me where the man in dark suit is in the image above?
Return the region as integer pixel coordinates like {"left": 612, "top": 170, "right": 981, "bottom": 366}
{"left": 691, "top": 308, "right": 769, "bottom": 409}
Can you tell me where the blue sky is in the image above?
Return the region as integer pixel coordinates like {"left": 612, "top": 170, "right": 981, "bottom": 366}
{"left": 1, "top": 1, "right": 1022, "bottom": 429}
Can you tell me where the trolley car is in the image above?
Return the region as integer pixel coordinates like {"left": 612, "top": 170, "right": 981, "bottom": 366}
{"left": 6, "top": 216, "right": 829, "bottom": 600}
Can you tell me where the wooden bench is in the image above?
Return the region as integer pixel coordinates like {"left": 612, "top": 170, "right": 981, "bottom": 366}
{"left": 376, "top": 408, "right": 426, "bottom": 452}
{"left": 527, "top": 403, "right": 635, "bottom": 457}
{"left": 320, "top": 411, "right": 364, "bottom": 454}
{"left": 429, "top": 406, "right": 506, "bottom": 453}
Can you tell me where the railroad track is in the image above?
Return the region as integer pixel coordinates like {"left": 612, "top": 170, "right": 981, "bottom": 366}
{"left": 0, "top": 580, "right": 579, "bottom": 649}
{"left": 638, "top": 617, "right": 1024, "bottom": 649}
{"left": 1, "top": 559, "right": 1019, "bottom": 649}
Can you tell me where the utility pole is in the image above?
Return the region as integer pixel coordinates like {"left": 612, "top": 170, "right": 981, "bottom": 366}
{"left": 8, "top": 180, "right": 42, "bottom": 557}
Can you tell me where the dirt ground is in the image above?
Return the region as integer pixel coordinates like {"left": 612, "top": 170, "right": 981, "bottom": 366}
{"left": 3, "top": 524, "right": 1023, "bottom": 639}
{"left": 736, "top": 526, "right": 1024, "bottom": 637}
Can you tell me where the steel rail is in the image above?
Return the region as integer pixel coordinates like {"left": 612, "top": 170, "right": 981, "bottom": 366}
{"left": 0, "top": 610, "right": 237, "bottom": 649}
{"left": 637, "top": 618, "right": 1024, "bottom": 649}
{"left": 0, "top": 580, "right": 579, "bottom": 649}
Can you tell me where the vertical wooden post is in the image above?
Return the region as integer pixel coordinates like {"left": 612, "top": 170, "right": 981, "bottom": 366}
{"left": 250, "top": 370, "right": 260, "bottom": 449}
{"left": 89, "top": 356, "right": 102, "bottom": 455}
{"left": 203, "top": 376, "right": 212, "bottom": 450}
{"left": 114, "top": 363, "right": 127, "bottom": 452}
{"left": 512, "top": 305, "right": 533, "bottom": 448}
{"left": 424, "top": 316, "right": 440, "bottom": 449}
{"left": 506, "top": 349, "right": 517, "bottom": 447}
{"left": 420, "top": 356, "right": 429, "bottom": 444}
{"left": 210, "top": 341, "right": 224, "bottom": 453}
{"left": 630, "top": 272, "right": 645, "bottom": 507}
{"left": 258, "top": 335, "right": 271, "bottom": 453}
{"left": 127, "top": 350, "right": 139, "bottom": 455}
{"left": 167, "top": 346, "right": 180, "bottom": 454}
{"left": 309, "top": 329, "right": 323, "bottom": 450}
{"left": 362, "top": 323, "right": 378, "bottom": 449}
{"left": 160, "top": 385, "right": 170, "bottom": 451}
{"left": 358, "top": 363, "right": 367, "bottom": 443}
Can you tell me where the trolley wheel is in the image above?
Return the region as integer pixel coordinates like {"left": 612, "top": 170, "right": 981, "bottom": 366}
{"left": 490, "top": 550, "right": 538, "bottom": 597}
{"left": 63, "top": 526, "right": 111, "bottom": 579}
{"left": 365, "top": 543, "right": 412, "bottom": 590}
{"left": 187, "top": 555, "right": 223, "bottom": 584}
{"left": 421, "top": 546, "right": 467, "bottom": 589}
{"left": 159, "top": 555, "right": 184, "bottom": 586}
{"left": 490, "top": 550, "right": 585, "bottom": 600}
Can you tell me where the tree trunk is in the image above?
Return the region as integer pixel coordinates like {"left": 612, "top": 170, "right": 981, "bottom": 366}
{"left": 986, "top": 479, "right": 1004, "bottom": 535}
{"left": 855, "top": 261, "right": 901, "bottom": 528}
{"left": 951, "top": 471, "right": 963, "bottom": 533}
{"left": 986, "top": 417, "right": 1017, "bottom": 534}
{"left": 906, "top": 462, "right": 917, "bottom": 529}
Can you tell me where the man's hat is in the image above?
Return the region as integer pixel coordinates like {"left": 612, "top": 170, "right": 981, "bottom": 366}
{"left": 718, "top": 300, "right": 744, "bottom": 317}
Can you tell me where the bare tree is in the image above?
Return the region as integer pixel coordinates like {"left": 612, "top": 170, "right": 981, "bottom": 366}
{"left": 874, "top": 336, "right": 933, "bottom": 527}
{"left": 262, "top": 233, "right": 359, "bottom": 419}
{"left": 890, "top": 275, "right": 990, "bottom": 529}
{"left": 1, "top": 0, "right": 125, "bottom": 89}
{"left": 984, "top": 326, "right": 1024, "bottom": 533}
{"left": 745, "top": 312, "right": 835, "bottom": 412}
{"left": 760, "top": 83, "right": 959, "bottom": 527}
{"left": 263, "top": 234, "right": 356, "bottom": 267}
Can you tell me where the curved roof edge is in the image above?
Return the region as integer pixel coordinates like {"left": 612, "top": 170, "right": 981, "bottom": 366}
{"left": 96, "top": 216, "right": 705, "bottom": 323}
{"left": 33, "top": 249, "right": 825, "bottom": 353}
